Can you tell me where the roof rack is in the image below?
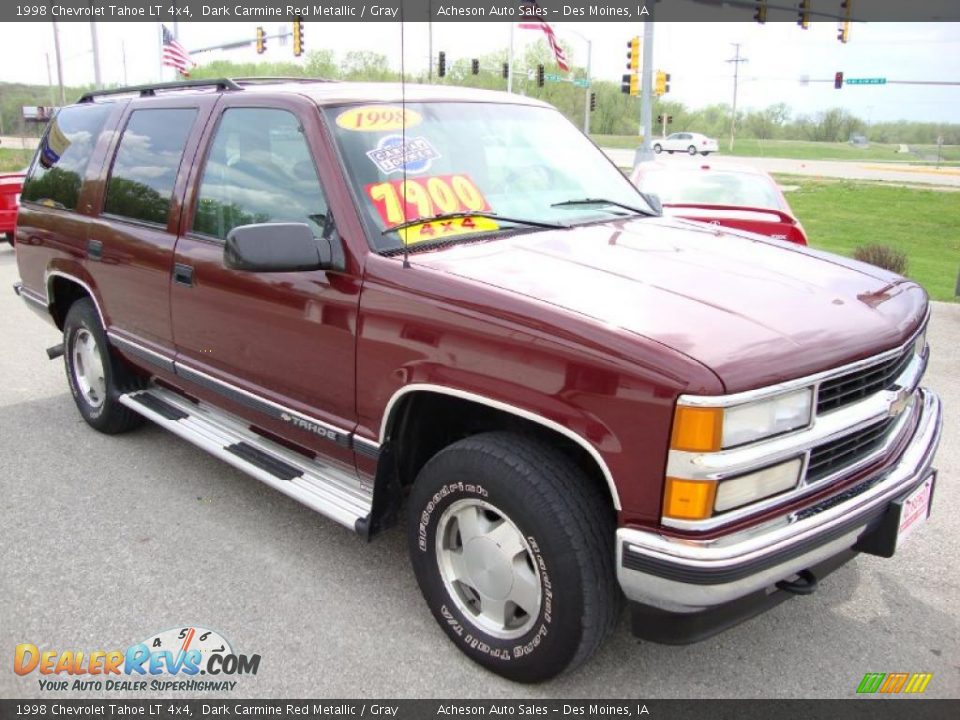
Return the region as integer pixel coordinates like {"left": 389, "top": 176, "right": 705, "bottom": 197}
{"left": 232, "top": 77, "right": 336, "bottom": 85}
{"left": 77, "top": 78, "right": 242, "bottom": 103}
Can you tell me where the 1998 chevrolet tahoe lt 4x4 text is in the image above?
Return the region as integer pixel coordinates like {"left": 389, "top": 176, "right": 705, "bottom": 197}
{"left": 13, "top": 78, "right": 942, "bottom": 683}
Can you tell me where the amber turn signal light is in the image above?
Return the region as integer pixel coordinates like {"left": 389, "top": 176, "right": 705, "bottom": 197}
{"left": 670, "top": 406, "right": 723, "bottom": 452}
{"left": 663, "top": 477, "right": 717, "bottom": 520}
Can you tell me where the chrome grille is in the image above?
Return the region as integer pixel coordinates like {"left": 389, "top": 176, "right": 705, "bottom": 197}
{"left": 806, "top": 417, "right": 897, "bottom": 484}
{"left": 816, "top": 344, "right": 915, "bottom": 415}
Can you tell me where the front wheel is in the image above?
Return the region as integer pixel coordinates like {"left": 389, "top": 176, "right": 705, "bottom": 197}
{"left": 653, "top": 144, "right": 662, "bottom": 154}
{"left": 407, "top": 432, "right": 620, "bottom": 683}
{"left": 688, "top": 145, "right": 698, "bottom": 155}
{"left": 701, "top": 152, "right": 711, "bottom": 156}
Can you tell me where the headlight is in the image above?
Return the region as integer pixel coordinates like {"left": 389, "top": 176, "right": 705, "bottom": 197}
{"left": 713, "top": 458, "right": 803, "bottom": 513}
{"left": 722, "top": 388, "right": 813, "bottom": 447}
{"left": 670, "top": 388, "right": 813, "bottom": 452}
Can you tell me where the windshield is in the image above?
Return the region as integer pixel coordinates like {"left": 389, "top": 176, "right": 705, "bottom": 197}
{"left": 325, "top": 101, "right": 653, "bottom": 251}
{"left": 636, "top": 168, "right": 785, "bottom": 211}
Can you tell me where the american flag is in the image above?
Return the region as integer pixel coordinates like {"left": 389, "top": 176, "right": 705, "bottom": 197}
{"left": 161, "top": 25, "right": 195, "bottom": 77}
{"left": 518, "top": 0, "right": 569, "bottom": 72}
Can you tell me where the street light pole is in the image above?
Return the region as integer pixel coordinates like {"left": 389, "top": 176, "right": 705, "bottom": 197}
{"left": 635, "top": 12, "right": 655, "bottom": 167}
{"left": 583, "top": 37, "right": 592, "bottom": 135}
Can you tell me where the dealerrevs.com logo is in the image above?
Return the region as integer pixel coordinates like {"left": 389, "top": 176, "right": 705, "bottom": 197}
{"left": 14, "top": 626, "right": 260, "bottom": 692}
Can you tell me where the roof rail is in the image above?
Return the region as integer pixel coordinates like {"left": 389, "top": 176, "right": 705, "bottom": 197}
{"left": 231, "top": 77, "right": 337, "bottom": 85}
{"left": 77, "top": 78, "right": 242, "bottom": 103}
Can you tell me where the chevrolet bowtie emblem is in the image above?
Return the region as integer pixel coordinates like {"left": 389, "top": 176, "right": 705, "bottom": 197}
{"left": 888, "top": 387, "right": 911, "bottom": 417}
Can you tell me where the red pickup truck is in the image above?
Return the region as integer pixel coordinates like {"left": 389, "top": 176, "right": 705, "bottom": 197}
{"left": 13, "top": 79, "right": 942, "bottom": 683}
{"left": 0, "top": 172, "right": 24, "bottom": 245}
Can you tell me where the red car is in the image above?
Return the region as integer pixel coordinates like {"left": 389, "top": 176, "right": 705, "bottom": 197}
{"left": 631, "top": 161, "right": 809, "bottom": 245}
{"left": 0, "top": 172, "right": 24, "bottom": 245}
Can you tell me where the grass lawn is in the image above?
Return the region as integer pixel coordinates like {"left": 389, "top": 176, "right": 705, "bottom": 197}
{"left": 0, "top": 148, "right": 32, "bottom": 173}
{"left": 591, "top": 135, "right": 960, "bottom": 165}
{"left": 780, "top": 177, "right": 960, "bottom": 302}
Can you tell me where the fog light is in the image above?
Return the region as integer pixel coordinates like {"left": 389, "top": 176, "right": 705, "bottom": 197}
{"left": 714, "top": 458, "right": 803, "bottom": 513}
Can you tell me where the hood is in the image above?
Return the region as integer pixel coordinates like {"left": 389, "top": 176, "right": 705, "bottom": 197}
{"left": 413, "top": 217, "right": 928, "bottom": 392}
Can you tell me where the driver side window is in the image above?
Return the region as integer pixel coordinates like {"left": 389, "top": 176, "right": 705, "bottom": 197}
{"left": 192, "top": 107, "right": 329, "bottom": 240}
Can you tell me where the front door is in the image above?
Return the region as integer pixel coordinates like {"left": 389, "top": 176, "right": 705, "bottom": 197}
{"left": 171, "top": 101, "right": 360, "bottom": 466}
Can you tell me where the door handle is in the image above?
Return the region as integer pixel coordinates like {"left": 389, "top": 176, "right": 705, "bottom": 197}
{"left": 173, "top": 263, "right": 194, "bottom": 287}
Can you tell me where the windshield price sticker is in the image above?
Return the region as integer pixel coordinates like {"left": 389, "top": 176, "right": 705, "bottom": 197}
{"left": 399, "top": 215, "right": 500, "bottom": 245}
{"left": 336, "top": 105, "right": 422, "bottom": 132}
{"left": 366, "top": 174, "right": 491, "bottom": 226}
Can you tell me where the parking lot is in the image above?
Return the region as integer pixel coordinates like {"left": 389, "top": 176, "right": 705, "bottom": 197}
{"left": 1, "top": 243, "right": 957, "bottom": 699}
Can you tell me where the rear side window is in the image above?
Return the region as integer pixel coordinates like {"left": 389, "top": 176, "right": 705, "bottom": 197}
{"left": 104, "top": 108, "right": 197, "bottom": 225}
{"left": 21, "top": 103, "right": 112, "bottom": 210}
{"left": 192, "top": 108, "right": 329, "bottom": 240}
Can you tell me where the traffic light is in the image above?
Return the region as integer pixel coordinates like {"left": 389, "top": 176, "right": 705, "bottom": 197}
{"left": 589, "top": 92, "right": 596, "bottom": 112}
{"left": 437, "top": 51, "right": 446, "bottom": 78}
{"left": 754, "top": 0, "right": 767, "bottom": 23}
{"left": 834, "top": 71, "right": 844, "bottom": 89}
{"left": 256, "top": 26, "right": 266, "bottom": 55}
{"left": 620, "top": 73, "right": 638, "bottom": 96}
{"left": 502, "top": 62, "right": 509, "bottom": 79}
{"left": 537, "top": 64, "right": 545, "bottom": 87}
{"left": 471, "top": 59, "right": 480, "bottom": 76}
{"left": 655, "top": 70, "right": 671, "bottom": 96}
{"left": 838, "top": 0, "right": 852, "bottom": 43}
{"left": 626, "top": 36, "right": 640, "bottom": 71}
{"left": 292, "top": 17, "right": 304, "bottom": 57}
{"left": 797, "top": 0, "right": 810, "bottom": 29}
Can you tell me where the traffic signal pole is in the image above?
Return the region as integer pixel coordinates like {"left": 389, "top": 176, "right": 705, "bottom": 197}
{"left": 634, "top": 11, "right": 655, "bottom": 168}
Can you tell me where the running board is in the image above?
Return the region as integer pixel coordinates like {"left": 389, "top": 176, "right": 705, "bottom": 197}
{"left": 119, "top": 387, "right": 372, "bottom": 531}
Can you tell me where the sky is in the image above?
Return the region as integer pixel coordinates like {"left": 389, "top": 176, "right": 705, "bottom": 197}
{"left": 2, "top": 20, "right": 958, "bottom": 124}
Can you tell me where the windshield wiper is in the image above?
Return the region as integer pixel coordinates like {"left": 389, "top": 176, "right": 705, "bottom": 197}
{"left": 551, "top": 197, "right": 658, "bottom": 217}
{"left": 382, "top": 210, "right": 565, "bottom": 235}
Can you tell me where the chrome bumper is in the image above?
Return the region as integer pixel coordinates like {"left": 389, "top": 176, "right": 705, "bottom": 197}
{"left": 617, "top": 388, "right": 942, "bottom": 613}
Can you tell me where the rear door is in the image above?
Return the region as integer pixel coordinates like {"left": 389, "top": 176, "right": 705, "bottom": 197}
{"left": 86, "top": 96, "right": 216, "bottom": 359}
{"left": 171, "top": 95, "right": 361, "bottom": 467}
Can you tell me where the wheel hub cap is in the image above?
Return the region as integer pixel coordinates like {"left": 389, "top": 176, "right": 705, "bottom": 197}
{"left": 436, "top": 499, "right": 542, "bottom": 640}
{"left": 72, "top": 329, "right": 106, "bottom": 408}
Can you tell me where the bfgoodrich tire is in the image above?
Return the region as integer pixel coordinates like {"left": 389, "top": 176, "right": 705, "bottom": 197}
{"left": 63, "top": 297, "right": 144, "bottom": 434}
{"left": 407, "top": 432, "right": 620, "bottom": 683}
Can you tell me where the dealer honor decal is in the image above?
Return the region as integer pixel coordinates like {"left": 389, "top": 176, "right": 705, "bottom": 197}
{"left": 366, "top": 135, "right": 441, "bottom": 175}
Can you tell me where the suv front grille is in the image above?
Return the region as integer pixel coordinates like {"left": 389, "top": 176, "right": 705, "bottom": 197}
{"left": 816, "top": 344, "right": 914, "bottom": 415}
{"left": 806, "top": 417, "right": 897, "bottom": 484}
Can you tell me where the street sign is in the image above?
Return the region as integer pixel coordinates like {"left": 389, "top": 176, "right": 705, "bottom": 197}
{"left": 572, "top": 79, "right": 590, "bottom": 88}
{"left": 845, "top": 78, "right": 887, "bottom": 85}
{"left": 545, "top": 73, "right": 563, "bottom": 82}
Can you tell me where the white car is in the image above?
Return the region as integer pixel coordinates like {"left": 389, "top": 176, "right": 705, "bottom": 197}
{"left": 653, "top": 132, "right": 719, "bottom": 156}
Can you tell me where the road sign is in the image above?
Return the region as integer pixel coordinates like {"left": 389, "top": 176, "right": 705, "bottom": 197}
{"left": 544, "top": 73, "right": 564, "bottom": 82}
{"left": 572, "top": 79, "right": 590, "bottom": 88}
{"left": 845, "top": 78, "right": 887, "bottom": 85}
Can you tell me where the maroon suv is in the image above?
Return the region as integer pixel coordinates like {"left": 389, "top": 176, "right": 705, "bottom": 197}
{"left": 13, "top": 78, "right": 942, "bottom": 683}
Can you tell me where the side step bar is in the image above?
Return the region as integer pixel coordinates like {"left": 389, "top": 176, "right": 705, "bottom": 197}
{"left": 119, "top": 387, "right": 373, "bottom": 531}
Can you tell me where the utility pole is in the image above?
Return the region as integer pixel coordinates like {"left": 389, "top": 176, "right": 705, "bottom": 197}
{"left": 634, "top": 9, "right": 655, "bottom": 167}
{"left": 726, "top": 43, "right": 748, "bottom": 152}
{"left": 51, "top": 21, "right": 66, "bottom": 106}
{"left": 45, "top": 53, "right": 56, "bottom": 105}
{"left": 583, "top": 37, "right": 592, "bottom": 135}
{"left": 89, "top": 21, "right": 102, "bottom": 88}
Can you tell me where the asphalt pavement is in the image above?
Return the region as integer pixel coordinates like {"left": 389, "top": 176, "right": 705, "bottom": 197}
{"left": 603, "top": 147, "right": 960, "bottom": 188}
{"left": 1, "top": 244, "right": 957, "bottom": 699}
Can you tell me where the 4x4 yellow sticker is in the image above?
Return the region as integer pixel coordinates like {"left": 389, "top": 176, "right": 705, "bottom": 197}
{"left": 398, "top": 216, "right": 500, "bottom": 245}
{"left": 336, "top": 105, "right": 422, "bottom": 132}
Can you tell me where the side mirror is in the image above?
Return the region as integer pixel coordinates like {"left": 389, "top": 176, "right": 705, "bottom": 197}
{"left": 641, "top": 192, "right": 663, "bottom": 216}
{"left": 224, "top": 223, "right": 339, "bottom": 273}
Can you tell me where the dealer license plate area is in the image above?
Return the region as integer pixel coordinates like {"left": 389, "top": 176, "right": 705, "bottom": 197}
{"left": 897, "top": 474, "right": 934, "bottom": 549}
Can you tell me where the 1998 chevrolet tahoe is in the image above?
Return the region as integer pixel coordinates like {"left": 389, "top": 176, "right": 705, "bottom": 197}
{"left": 13, "top": 78, "right": 943, "bottom": 683}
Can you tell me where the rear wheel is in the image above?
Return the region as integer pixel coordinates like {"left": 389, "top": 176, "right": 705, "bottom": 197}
{"left": 63, "top": 298, "right": 144, "bottom": 434}
{"left": 688, "top": 145, "right": 698, "bottom": 155}
{"left": 407, "top": 432, "right": 620, "bottom": 683}
{"left": 701, "top": 151, "right": 711, "bottom": 156}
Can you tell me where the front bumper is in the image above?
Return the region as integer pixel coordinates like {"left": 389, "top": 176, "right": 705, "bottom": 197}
{"left": 617, "top": 388, "right": 942, "bottom": 616}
